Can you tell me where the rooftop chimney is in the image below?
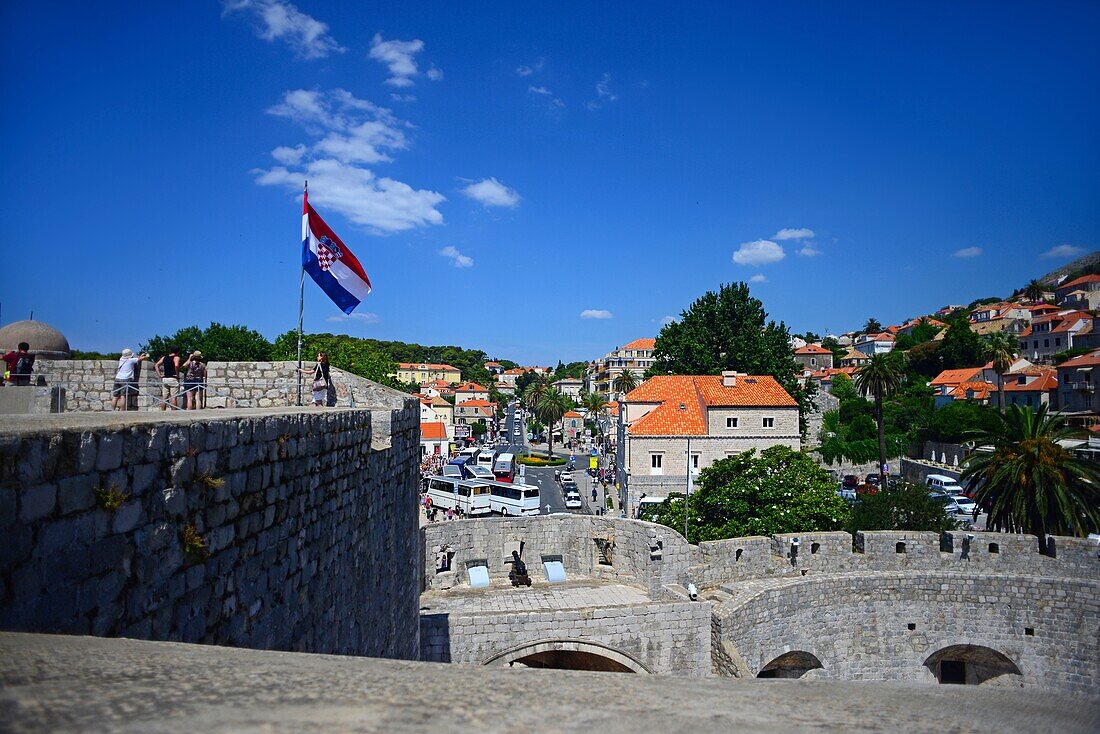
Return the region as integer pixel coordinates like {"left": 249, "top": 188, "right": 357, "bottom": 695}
{"left": 722, "top": 371, "right": 737, "bottom": 387}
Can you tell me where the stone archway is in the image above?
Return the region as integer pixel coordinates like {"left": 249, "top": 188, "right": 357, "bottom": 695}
{"left": 923, "top": 644, "right": 1021, "bottom": 685}
{"left": 483, "top": 639, "right": 652, "bottom": 674}
{"left": 756, "top": 650, "right": 825, "bottom": 679}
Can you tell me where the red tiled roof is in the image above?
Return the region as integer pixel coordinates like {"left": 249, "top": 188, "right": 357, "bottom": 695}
{"left": 622, "top": 338, "right": 657, "bottom": 351}
{"left": 1001, "top": 369, "right": 1058, "bottom": 392}
{"left": 1059, "top": 274, "right": 1100, "bottom": 290}
{"left": 457, "top": 399, "right": 494, "bottom": 408}
{"left": 624, "top": 375, "right": 796, "bottom": 437}
{"left": 420, "top": 422, "right": 448, "bottom": 441}
{"left": 931, "top": 368, "right": 982, "bottom": 387}
{"left": 455, "top": 382, "right": 488, "bottom": 392}
{"left": 794, "top": 344, "right": 832, "bottom": 355}
{"left": 563, "top": 411, "right": 583, "bottom": 418}
{"left": 1059, "top": 350, "right": 1100, "bottom": 368}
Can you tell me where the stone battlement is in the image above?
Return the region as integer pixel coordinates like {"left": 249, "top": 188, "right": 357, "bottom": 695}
{"left": 0, "top": 395, "right": 422, "bottom": 660}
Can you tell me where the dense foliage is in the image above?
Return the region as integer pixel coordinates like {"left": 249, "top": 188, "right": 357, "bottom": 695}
{"left": 647, "top": 446, "right": 850, "bottom": 543}
{"left": 819, "top": 371, "right": 919, "bottom": 466}
{"left": 271, "top": 331, "right": 397, "bottom": 385}
{"left": 648, "top": 282, "right": 814, "bottom": 434}
{"left": 845, "top": 481, "right": 957, "bottom": 534}
{"left": 142, "top": 323, "right": 274, "bottom": 362}
{"left": 961, "top": 404, "right": 1100, "bottom": 549}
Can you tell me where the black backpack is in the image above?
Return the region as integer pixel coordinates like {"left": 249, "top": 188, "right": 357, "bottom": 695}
{"left": 15, "top": 354, "right": 33, "bottom": 374}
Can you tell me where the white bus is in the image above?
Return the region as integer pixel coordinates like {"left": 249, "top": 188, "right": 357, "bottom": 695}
{"left": 488, "top": 480, "right": 540, "bottom": 516}
{"left": 475, "top": 448, "right": 497, "bottom": 470}
{"left": 425, "top": 476, "right": 492, "bottom": 516}
{"left": 493, "top": 452, "right": 516, "bottom": 483}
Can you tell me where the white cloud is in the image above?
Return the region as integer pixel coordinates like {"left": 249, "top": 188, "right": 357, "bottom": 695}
{"left": 953, "top": 246, "right": 983, "bottom": 258}
{"left": 222, "top": 0, "right": 344, "bottom": 59}
{"left": 271, "top": 144, "right": 307, "bottom": 165}
{"left": 528, "top": 86, "right": 564, "bottom": 110}
{"left": 516, "top": 59, "right": 545, "bottom": 76}
{"left": 580, "top": 309, "right": 613, "bottom": 320}
{"left": 660, "top": 315, "right": 676, "bottom": 326}
{"left": 390, "top": 93, "right": 417, "bottom": 103}
{"left": 528, "top": 86, "right": 551, "bottom": 96}
{"left": 326, "top": 312, "right": 380, "bottom": 324}
{"left": 773, "top": 227, "right": 814, "bottom": 241}
{"left": 749, "top": 274, "right": 768, "bottom": 283}
{"left": 732, "top": 239, "right": 785, "bottom": 266}
{"left": 369, "top": 34, "right": 438, "bottom": 88}
{"left": 460, "top": 177, "right": 521, "bottom": 208}
{"left": 585, "top": 73, "right": 617, "bottom": 110}
{"left": 256, "top": 89, "right": 444, "bottom": 233}
{"left": 797, "top": 244, "right": 821, "bottom": 257}
{"left": 439, "top": 246, "right": 473, "bottom": 268}
{"left": 1041, "top": 244, "right": 1085, "bottom": 259}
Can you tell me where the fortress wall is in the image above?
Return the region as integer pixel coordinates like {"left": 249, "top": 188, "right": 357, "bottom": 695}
{"left": 0, "top": 401, "right": 421, "bottom": 660}
{"left": 421, "top": 598, "right": 712, "bottom": 676}
{"left": 712, "top": 572, "right": 1100, "bottom": 695}
{"left": 33, "top": 359, "right": 394, "bottom": 412}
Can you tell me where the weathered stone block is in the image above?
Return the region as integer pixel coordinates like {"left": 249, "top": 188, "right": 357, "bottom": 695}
{"left": 96, "top": 433, "right": 124, "bottom": 472}
{"left": 58, "top": 475, "right": 96, "bottom": 515}
{"left": 20, "top": 484, "right": 57, "bottom": 523}
{"left": 112, "top": 501, "right": 143, "bottom": 534}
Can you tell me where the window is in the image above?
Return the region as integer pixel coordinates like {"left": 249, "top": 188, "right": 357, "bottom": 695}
{"left": 691, "top": 453, "right": 700, "bottom": 472}
{"left": 650, "top": 454, "right": 662, "bottom": 468}
{"left": 726, "top": 416, "right": 739, "bottom": 429}
{"left": 810, "top": 357, "right": 817, "bottom": 366}
{"left": 762, "top": 417, "right": 775, "bottom": 428}
{"left": 1055, "top": 338, "right": 1061, "bottom": 347}
{"left": 1044, "top": 339, "right": 1049, "bottom": 348}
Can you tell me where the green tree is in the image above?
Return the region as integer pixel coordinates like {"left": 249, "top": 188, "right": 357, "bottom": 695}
{"left": 582, "top": 391, "right": 608, "bottom": 444}
{"left": 648, "top": 282, "right": 813, "bottom": 434}
{"left": 938, "top": 318, "right": 984, "bottom": 370}
{"left": 271, "top": 331, "right": 397, "bottom": 386}
{"left": 515, "top": 370, "right": 541, "bottom": 398}
{"left": 613, "top": 370, "right": 638, "bottom": 396}
{"left": 649, "top": 446, "right": 850, "bottom": 543}
{"left": 1023, "top": 280, "right": 1044, "bottom": 302}
{"left": 855, "top": 352, "right": 906, "bottom": 478}
{"left": 845, "top": 481, "right": 956, "bottom": 534}
{"left": 907, "top": 341, "right": 943, "bottom": 378}
{"left": 863, "top": 317, "right": 883, "bottom": 334}
{"left": 926, "top": 400, "right": 1002, "bottom": 442}
{"left": 961, "top": 404, "right": 1100, "bottom": 552}
{"left": 829, "top": 372, "right": 859, "bottom": 402}
{"left": 984, "top": 332, "right": 1017, "bottom": 413}
{"left": 821, "top": 336, "right": 846, "bottom": 363}
{"left": 532, "top": 387, "right": 570, "bottom": 457}
{"left": 143, "top": 323, "right": 274, "bottom": 362}
{"left": 471, "top": 421, "right": 487, "bottom": 438}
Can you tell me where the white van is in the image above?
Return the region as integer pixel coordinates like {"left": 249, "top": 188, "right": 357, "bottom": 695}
{"left": 634, "top": 496, "right": 666, "bottom": 520}
{"left": 926, "top": 474, "right": 965, "bottom": 495}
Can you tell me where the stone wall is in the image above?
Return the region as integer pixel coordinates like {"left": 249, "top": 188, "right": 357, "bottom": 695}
{"left": 711, "top": 572, "right": 1099, "bottom": 694}
{"left": 32, "top": 359, "right": 398, "bottom": 413}
{"left": 0, "top": 398, "right": 421, "bottom": 660}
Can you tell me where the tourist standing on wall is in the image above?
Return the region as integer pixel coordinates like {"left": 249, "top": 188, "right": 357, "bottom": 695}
{"left": 8, "top": 342, "right": 35, "bottom": 387}
{"left": 0, "top": 345, "right": 20, "bottom": 385}
{"left": 112, "top": 349, "right": 147, "bottom": 411}
{"left": 155, "top": 346, "right": 181, "bottom": 410}
{"left": 300, "top": 351, "right": 330, "bottom": 407}
{"left": 182, "top": 351, "right": 207, "bottom": 410}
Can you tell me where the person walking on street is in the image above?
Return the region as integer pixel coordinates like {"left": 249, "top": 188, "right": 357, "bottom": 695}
{"left": 181, "top": 351, "right": 207, "bottom": 410}
{"left": 112, "top": 349, "right": 147, "bottom": 410}
{"left": 155, "top": 346, "right": 181, "bottom": 410}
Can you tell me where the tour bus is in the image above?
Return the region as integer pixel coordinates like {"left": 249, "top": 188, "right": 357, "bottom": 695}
{"left": 456, "top": 447, "right": 478, "bottom": 461}
{"left": 443, "top": 456, "right": 470, "bottom": 478}
{"left": 475, "top": 447, "right": 497, "bottom": 470}
{"left": 425, "top": 476, "right": 492, "bottom": 516}
{"left": 487, "top": 480, "right": 540, "bottom": 516}
{"left": 492, "top": 453, "right": 516, "bottom": 483}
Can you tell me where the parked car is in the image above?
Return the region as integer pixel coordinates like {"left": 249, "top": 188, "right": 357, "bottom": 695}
{"left": 856, "top": 483, "right": 878, "bottom": 496}
{"left": 865, "top": 473, "right": 880, "bottom": 486}
{"left": 564, "top": 492, "right": 582, "bottom": 509}
{"left": 560, "top": 471, "right": 573, "bottom": 484}
{"left": 930, "top": 492, "right": 976, "bottom": 516}
{"left": 842, "top": 475, "right": 859, "bottom": 489}
{"left": 837, "top": 487, "right": 857, "bottom": 502}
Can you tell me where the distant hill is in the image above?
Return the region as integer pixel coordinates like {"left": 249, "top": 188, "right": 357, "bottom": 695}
{"left": 1036, "top": 251, "right": 1100, "bottom": 286}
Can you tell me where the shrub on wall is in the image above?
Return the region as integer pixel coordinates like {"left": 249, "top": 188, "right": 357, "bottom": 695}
{"left": 845, "top": 481, "right": 957, "bottom": 534}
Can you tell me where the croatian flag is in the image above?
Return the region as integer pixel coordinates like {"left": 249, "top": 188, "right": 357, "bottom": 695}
{"left": 302, "top": 190, "right": 372, "bottom": 314}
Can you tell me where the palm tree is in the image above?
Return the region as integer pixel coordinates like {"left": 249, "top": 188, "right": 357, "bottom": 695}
{"left": 863, "top": 317, "right": 883, "bottom": 334}
{"left": 522, "top": 375, "right": 549, "bottom": 411}
{"left": 961, "top": 404, "right": 1100, "bottom": 552}
{"left": 583, "top": 391, "right": 608, "bottom": 445}
{"left": 854, "top": 352, "right": 906, "bottom": 480}
{"left": 1023, "top": 279, "right": 1045, "bottom": 303}
{"left": 984, "top": 332, "right": 1017, "bottom": 414}
{"left": 533, "top": 388, "right": 570, "bottom": 458}
{"left": 613, "top": 370, "right": 638, "bottom": 399}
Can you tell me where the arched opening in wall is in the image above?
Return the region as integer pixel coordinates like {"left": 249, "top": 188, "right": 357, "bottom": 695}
{"left": 756, "top": 650, "right": 824, "bottom": 679}
{"left": 924, "top": 645, "right": 1021, "bottom": 685}
{"left": 484, "top": 640, "right": 652, "bottom": 674}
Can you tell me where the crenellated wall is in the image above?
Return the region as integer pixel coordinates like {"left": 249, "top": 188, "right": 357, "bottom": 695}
{"left": 420, "top": 516, "right": 1100, "bottom": 693}
{"left": 0, "top": 396, "right": 422, "bottom": 661}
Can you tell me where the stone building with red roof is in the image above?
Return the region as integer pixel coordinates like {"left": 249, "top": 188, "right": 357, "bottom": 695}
{"left": 615, "top": 371, "right": 799, "bottom": 515}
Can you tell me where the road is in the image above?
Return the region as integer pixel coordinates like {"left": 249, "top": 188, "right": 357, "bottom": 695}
{"left": 497, "top": 402, "right": 601, "bottom": 516}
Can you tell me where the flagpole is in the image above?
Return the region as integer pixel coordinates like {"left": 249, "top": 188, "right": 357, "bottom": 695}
{"left": 296, "top": 180, "right": 307, "bottom": 406}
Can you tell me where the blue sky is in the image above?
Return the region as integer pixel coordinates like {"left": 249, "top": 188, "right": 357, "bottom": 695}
{"left": 1, "top": 1, "right": 1097, "bottom": 364}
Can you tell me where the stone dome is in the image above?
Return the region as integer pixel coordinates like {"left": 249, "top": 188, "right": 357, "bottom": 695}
{"left": 0, "top": 320, "right": 71, "bottom": 358}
